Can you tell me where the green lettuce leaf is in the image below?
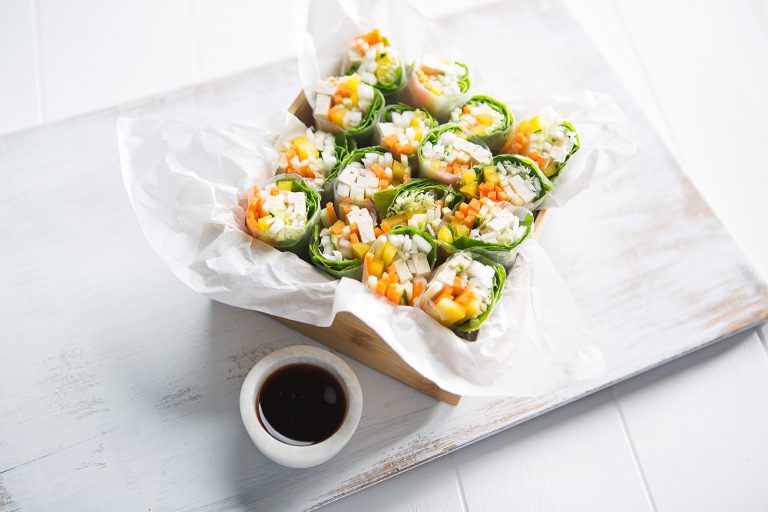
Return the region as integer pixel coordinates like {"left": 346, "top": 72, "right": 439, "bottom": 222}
{"left": 379, "top": 103, "right": 438, "bottom": 128}
{"left": 417, "top": 124, "right": 489, "bottom": 184}
{"left": 308, "top": 224, "right": 363, "bottom": 280}
{"left": 451, "top": 95, "right": 513, "bottom": 153}
{"left": 449, "top": 208, "right": 534, "bottom": 269}
{"left": 325, "top": 146, "right": 413, "bottom": 219}
{"left": 548, "top": 121, "right": 580, "bottom": 182}
{"left": 457, "top": 154, "right": 553, "bottom": 210}
{"left": 346, "top": 88, "right": 386, "bottom": 145}
{"left": 264, "top": 177, "right": 321, "bottom": 260}
{"left": 454, "top": 251, "right": 507, "bottom": 339}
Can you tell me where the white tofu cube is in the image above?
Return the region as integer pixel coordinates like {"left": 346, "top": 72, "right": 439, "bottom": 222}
{"left": 314, "top": 94, "right": 331, "bottom": 117}
{"left": 338, "top": 169, "right": 356, "bottom": 186}
{"left": 267, "top": 216, "right": 284, "bottom": 237}
{"left": 413, "top": 253, "right": 431, "bottom": 275}
{"left": 412, "top": 234, "right": 432, "bottom": 254}
{"left": 436, "top": 265, "right": 455, "bottom": 284}
{"left": 336, "top": 183, "right": 351, "bottom": 198}
{"left": 487, "top": 216, "right": 508, "bottom": 232}
{"left": 393, "top": 259, "right": 413, "bottom": 282}
{"left": 509, "top": 175, "right": 536, "bottom": 203}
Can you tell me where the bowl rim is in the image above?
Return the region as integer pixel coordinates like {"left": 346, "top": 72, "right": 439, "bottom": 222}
{"left": 239, "top": 344, "right": 363, "bottom": 468}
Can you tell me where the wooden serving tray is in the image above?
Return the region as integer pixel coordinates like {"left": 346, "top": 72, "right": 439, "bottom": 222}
{"left": 275, "top": 92, "right": 550, "bottom": 405}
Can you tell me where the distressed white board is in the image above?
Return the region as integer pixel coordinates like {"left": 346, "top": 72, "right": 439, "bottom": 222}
{"left": 1, "top": 1, "right": 767, "bottom": 511}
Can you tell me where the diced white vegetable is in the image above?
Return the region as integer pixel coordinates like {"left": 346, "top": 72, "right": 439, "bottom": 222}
{"left": 393, "top": 259, "right": 413, "bottom": 282}
{"left": 412, "top": 252, "right": 431, "bottom": 275}
{"left": 314, "top": 94, "right": 331, "bottom": 116}
{"left": 412, "top": 235, "right": 432, "bottom": 254}
{"left": 336, "top": 183, "right": 350, "bottom": 198}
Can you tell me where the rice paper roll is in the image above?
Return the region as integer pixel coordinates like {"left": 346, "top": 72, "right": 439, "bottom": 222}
{"left": 456, "top": 154, "right": 553, "bottom": 211}
{"left": 439, "top": 197, "right": 533, "bottom": 269}
{"left": 341, "top": 29, "right": 407, "bottom": 96}
{"left": 244, "top": 176, "right": 321, "bottom": 259}
{"left": 379, "top": 179, "right": 461, "bottom": 238}
{"left": 362, "top": 226, "right": 437, "bottom": 307}
{"left": 276, "top": 127, "right": 349, "bottom": 191}
{"left": 374, "top": 103, "right": 438, "bottom": 165}
{"left": 449, "top": 95, "right": 513, "bottom": 153}
{"left": 312, "top": 73, "right": 385, "bottom": 145}
{"left": 501, "top": 106, "right": 580, "bottom": 182}
{"left": 329, "top": 146, "right": 412, "bottom": 219}
{"left": 420, "top": 250, "right": 506, "bottom": 340}
{"left": 403, "top": 56, "right": 471, "bottom": 122}
{"left": 309, "top": 203, "right": 378, "bottom": 280}
{"left": 417, "top": 124, "right": 492, "bottom": 185}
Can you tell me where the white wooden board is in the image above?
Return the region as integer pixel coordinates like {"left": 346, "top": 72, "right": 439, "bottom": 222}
{"left": 1, "top": 1, "right": 767, "bottom": 510}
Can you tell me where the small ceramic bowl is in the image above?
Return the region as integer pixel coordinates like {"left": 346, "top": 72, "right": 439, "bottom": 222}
{"left": 239, "top": 345, "right": 363, "bottom": 468}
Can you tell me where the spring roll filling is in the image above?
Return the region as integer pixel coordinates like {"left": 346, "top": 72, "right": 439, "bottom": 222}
{"left": 335, "top": 151, "right": 410, "bottom": 204}
{"left": 421, "top": 130, "right": 492, "bottom": 176}
{"left": 277, "top": 128, "right": 338, "bottom": 187}
{"left": 450, "top": 101, "right": 505, "bottom": 136}
{"left": 345, "top": 29, "right": 401, "bottom": 87}
{"left": 421, "top": 252, "right": 495, "bottom": 327}
{"left": 378, "top": 109, "right": 433, "bottom": 156}
{"left": 462, "top": 161, "right": 541, "bottom": 206}
{"left": 510, "top": 107, "right": 577, "bottom": 176}
{"left": 314, "top": 74, "right": 376, "bottom": 130}
{"left": 318, "top": 204, "right": 377, "bottom": 262}
{"left": 384, "top": 190, "right": 452, "bottom": 236}
{"left": 246, "top": 182, "right": 309, "bottom": 242}
{"left": 448, "top": 197, "right": 527, "bottom": 245}
{"left": 414, "top": 56, "right": 468, "bottom": 97}
{"left": 364, "top": 232, "right": 433, "bottom": 305}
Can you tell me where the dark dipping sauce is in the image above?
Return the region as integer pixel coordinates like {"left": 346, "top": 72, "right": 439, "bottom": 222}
{"left": 257, "top": 363, "right": 347, "bottom": 446}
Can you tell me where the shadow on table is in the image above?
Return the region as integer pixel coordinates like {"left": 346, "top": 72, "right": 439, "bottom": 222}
{"left": 201, "top": 299, "right": 444, "bottom": 511}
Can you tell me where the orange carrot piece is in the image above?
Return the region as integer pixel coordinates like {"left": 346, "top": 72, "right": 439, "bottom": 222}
{"left": 325, "top": 203, "right": 338, "bottom": 224}
{"left": 412, "top": 280, "right": 425, "bottom": 300}
{"left": 386, "top": 283, "right": 401, "bottom": 304}
{"left": 386, "top": 264, "right": 399, "bottom": 283}
{"left": 454, "top": 287, "right": 475, "bottom": 306}
{"left": 382, "top": 135, "right": 398, "bottom": 149}
{"left": 331, "top": 220, "right": 345, "bottom": 235}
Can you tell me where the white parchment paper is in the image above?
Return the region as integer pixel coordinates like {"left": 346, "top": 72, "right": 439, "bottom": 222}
{"left": 117, "top": 83, "right": 635, "bottom": 396}
{"left": 116, "top": 0, "right": 641, "bottom": 396}
{"left": 295, "top": 0, "right": 637, "bottom": 208}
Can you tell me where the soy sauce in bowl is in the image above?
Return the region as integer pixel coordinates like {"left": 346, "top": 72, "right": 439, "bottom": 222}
{"left": 257, "top": 363, "right": 347, "bottom": 446}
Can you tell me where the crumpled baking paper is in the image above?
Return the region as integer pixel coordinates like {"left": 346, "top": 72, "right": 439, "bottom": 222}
{"left": 295, "top": 0, "right": 637, "bottom": 210}
{"left": 117, "top": 85, "right": 635, "bottom": 395}
{"left": 117, "top": 0, "right": 639, "bottom": 396}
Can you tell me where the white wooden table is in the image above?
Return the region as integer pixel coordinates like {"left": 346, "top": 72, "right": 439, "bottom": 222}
{"left": 2, "top": 1, "right": 768, "bottom": 510}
